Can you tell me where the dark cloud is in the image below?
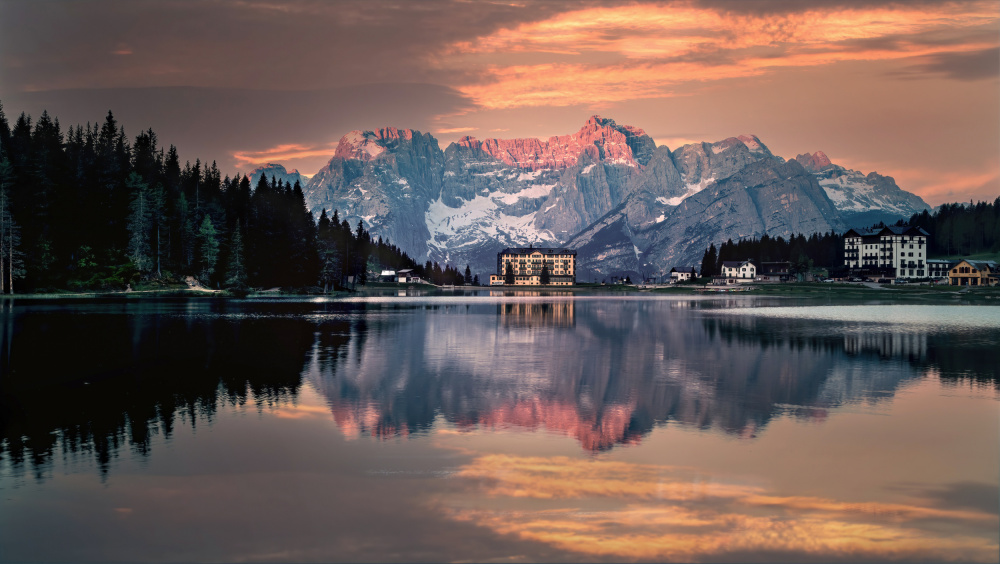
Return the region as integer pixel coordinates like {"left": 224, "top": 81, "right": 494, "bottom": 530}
{"left": 902, "top": 47, "right": 1000, "bottom": 81}
{"left": 0, "top": 0, "right": 625, "bottom": 93}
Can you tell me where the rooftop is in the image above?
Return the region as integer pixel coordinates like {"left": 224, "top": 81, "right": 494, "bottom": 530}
{"left": 844, "top": 225, "right": 930, "bottom": 238}
{"left": 500, "top": 247, "right": 577, "bottom": 256}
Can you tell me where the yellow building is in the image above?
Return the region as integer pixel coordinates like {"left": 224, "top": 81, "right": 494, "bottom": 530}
{"left": 948, "top": 259, "right": 999, "bottom": 286}
{"left": 489, "top": 247, "right": 577, "bottom": 286}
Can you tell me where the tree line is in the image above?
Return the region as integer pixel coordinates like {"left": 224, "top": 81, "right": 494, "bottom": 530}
{"left": 904, "top": 199, "right": 1000, "bottom": 257}
{"left": 0, "top": 103, "right": 472, "bottom": 293}
{"left": 700, "top": 232, "right": 845, "bottom": 277}
{"left": 699, "top": 198, "right": 1000, "bottom": 277}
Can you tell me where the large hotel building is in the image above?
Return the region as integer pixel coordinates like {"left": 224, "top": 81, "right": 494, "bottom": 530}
{"left": 843, "top": 225, "right": 930, "bottom": 278}
{"left": 489, "top": 247, "right": 577, "bottom": 286}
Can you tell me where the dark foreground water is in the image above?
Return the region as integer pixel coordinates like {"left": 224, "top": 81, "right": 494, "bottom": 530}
{"left": 1, "top": 295, "right": 997, "bottom": 563}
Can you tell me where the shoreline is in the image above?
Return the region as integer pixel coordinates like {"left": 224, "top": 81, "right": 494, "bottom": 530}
{"left": 2, "top": 281, "right": 997, "bottom": 302}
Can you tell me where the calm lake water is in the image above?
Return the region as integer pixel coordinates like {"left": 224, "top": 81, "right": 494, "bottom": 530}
{"left": 1, "top": 294, "right": 998, "bottom": 563}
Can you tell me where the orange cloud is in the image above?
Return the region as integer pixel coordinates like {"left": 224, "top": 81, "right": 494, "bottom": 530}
{"left": 440, "top": 454, "right": 999, "bottom": 561}
{"left": 232, "top": 142, "right": 338, "bottom": 168}
{"left": 440, "top": 1, "right": 999, "bottom": 109}
{"left": 436, "top": 126, "right": 477, "bottom": 134}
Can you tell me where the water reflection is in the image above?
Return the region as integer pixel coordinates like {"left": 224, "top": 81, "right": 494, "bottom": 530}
{"left": 1, "top": 298, "right": 997, "bottom": 481}
{"left": 440, "top": 452, "right": 999, "bottom": 562}
{"left": 0, "top": 299, "right": 314, "bottom": 481}
{"left": 307, "top": 299, "right": 999, "bottom": 449}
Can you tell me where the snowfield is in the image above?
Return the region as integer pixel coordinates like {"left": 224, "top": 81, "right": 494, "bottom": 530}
{"left": 425, "top": 192, "right": 557, "bottom": 252}
{"left": 657, "top": 176, "right": 715, "bottom": 206}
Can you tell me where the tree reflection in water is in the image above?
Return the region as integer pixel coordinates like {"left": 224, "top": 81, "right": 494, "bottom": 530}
{"left": 1, "top": 297, "right": 996, "bottom": 481}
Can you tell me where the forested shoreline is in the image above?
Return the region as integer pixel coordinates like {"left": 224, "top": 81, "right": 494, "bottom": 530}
{"left": 2, "top": 103, "right": 996, "bottom": 293}
{"left": 0, "top": 103, "right": 478, "bottom": 293}
{"left": 699, "top": 200, "right": 1000, "bottom": 277}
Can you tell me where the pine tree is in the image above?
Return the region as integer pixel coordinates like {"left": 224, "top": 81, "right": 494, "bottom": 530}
{"left": 316, "top": 209, "right": 341, "bottom": 292}
{"left": 224, "top": 225, "right": 247, "bottom": 288}
{"left": 540, "top": 263, "right": 550, "bottom": 285}
{"left": 198, "top": 215, "right": 219, "bottom": 283}
{"left": 0, "top": 157, "right": 24, "bottom": 293}
{"left": 505, "top": 262, "right": 515, "bottom": 284}
{"left": 126, "top": 172, "right": 153, "bottom": 272}
{"left": 464, "top": 264, "right": 472, "bottom": 285}
{"left": 701, "top": 244, "right": 718, "bottom": 278}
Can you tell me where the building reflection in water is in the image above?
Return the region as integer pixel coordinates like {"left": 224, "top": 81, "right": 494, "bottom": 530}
{"left": 3, "top": 298, "right": 998, "bottom": 478}
{"left": 307, "top": 299, "right": 998, "bottom": 449}
{"left": 498, "top": 300, "right": 575, "bottom": 327}
{"left": 1, "top": 298, "right": 996, "bottom": 563}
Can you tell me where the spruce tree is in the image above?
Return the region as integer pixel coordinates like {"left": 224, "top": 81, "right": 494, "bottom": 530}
{"left": 0, "top": 157, "right": 24, "bottom": 293}
{"left": 126, "top": 172, "right": 153, "bottom": 272}
{"left": 224, "top": 225, "right": 247, "bottom": 288}
{"left": 198, "top": 215, "right": 219, "bottom": 283}
{"left": 701, "top": 244, "right": 718, "bottom": 278}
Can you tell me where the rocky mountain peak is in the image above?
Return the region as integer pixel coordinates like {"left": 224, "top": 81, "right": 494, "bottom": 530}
{"left": 302, "top": 116, "right": 931, "bottom": 281}
{"left": 454, "top": 116, "right": 654, "bottom": 171}
{"left": 794, "top": 151, "right": 834, "bottom": 172}
{"left": 333, "top": 127, "right": 419, "bottom": 162}
{"left": 736, "top": 135, "right": 771, "bottom": 155}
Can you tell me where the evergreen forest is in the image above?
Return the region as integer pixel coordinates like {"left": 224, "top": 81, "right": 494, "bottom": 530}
{"left": 0, "top": 103, "right": 473, "bottom": 293}
{"left": 699, "top": 198, "right": 1000, "bottom": 277}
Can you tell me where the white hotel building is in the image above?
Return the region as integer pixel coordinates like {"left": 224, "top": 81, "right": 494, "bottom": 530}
{"left": 489, "top": 247, "right": 577, "bottom": 286}
{"left": 843, "top": 225, "right": 930, "bottom": 279}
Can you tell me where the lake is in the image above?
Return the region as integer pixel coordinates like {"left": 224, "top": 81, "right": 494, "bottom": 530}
{"left": 1, "top": 294, "right": 997, "bottom": 563}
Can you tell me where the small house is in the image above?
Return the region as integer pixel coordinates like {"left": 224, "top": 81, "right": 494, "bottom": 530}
{"left": 948, "top": 260, "right": 999, "bottom": 287}
{"left": 717, "top": 259, "right": 757, "bottom": 284}
{"left": 669, "top": 267, "right": 697, "bottom": 283}
{"left": 758, "top": 261, "right": 792, "bottom": 283}
{"left": 396, "top": 269, "right": 422, "bottom": 284}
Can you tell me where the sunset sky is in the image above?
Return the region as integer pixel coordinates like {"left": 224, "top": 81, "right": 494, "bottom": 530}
{"left": 1, "top": 0, "right": 997, "bottom": 206}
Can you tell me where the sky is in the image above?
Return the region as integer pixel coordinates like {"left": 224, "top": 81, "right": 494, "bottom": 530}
{"left": 0, "top": 0, "right": 997, "bottom": 206}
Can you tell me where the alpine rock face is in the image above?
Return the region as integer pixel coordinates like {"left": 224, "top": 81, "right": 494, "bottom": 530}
{"left": 300, "top": 116, "right": 931, "bottom": 279}
{"left": 794, "top": 151, "right": 931, "bottom": 227}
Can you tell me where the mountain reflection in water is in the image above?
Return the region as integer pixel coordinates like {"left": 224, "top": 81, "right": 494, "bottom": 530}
{"left": 2, "top": 297, "right": 995, "bottom": 482}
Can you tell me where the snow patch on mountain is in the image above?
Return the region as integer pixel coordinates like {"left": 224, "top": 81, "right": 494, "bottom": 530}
{"left": 658, "top": 176, "right": 716, "bottom": 206}
{"left": 493, "top": 183, "right": 556, "bottom": 204}
{"left": 425, "top": 194, "right": 557, "bottom": 253}
{"left": 815, "top": 169, "right": 927, "bottom": 216}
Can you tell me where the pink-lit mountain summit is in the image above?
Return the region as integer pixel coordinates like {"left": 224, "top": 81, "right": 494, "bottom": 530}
{"left": 259, "top": 116, "right": 933, "bottom": 279}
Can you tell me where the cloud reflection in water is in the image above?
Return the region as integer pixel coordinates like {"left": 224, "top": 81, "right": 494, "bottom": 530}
{"left": 441, "top": 454, "right": 998, "bottom": 562}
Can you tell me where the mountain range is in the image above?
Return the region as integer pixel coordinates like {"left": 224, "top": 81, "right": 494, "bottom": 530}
{"left": 255, "top": 116, "right": 930, "bottom": 279}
